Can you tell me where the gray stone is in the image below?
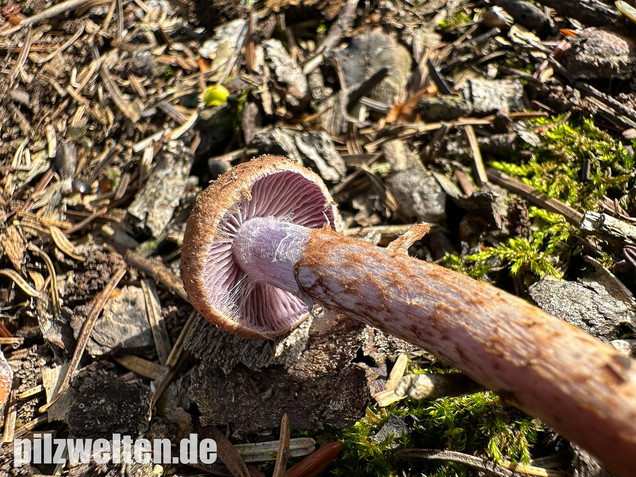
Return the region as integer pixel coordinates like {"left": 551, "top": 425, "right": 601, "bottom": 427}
{"left": 370, "top": 415, "right": 408, "bottom": 448}
{"left": 528, "top": 278, "right": 635, "bottom": 341}
{"left": 382, "top": 140, "right": 446, "bottom": 224}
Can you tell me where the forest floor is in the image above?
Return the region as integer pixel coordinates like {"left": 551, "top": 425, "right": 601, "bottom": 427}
{"left": 0, "top": 0, "right": 635, "bottom": 475}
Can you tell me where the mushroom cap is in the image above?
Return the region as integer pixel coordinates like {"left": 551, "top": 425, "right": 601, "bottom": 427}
{"left": 181, "top": 155, "right": 341, "bottom": 339}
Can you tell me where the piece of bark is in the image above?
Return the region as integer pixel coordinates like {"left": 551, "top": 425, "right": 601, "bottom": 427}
{"left": 580, "top": 211, "right": 636, "bottom": 246}
{"left": 533, "top": 0, "right": 622, "bottom": 28}
{"left": 382, "top": 140, "right": 446, "bottom": 224}
{"left": 562, "top": 28, "right": 636, "bottom": 81}
{"left": 67, "top": 377, "right": 150, "bottom": 437}
{"left": 70, "top": 285, "right": 154, "bottom": 357}
{"left": 494, "top": 0, "right": 551, "bottom": 36}
{"left": 128, "top": 142, "right": 193, "bottom": 237}
{"left": 189, "top": 313, "right": 368, "bottom": 435}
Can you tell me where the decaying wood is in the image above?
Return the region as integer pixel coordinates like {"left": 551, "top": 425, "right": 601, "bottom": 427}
{"left": 580, "top": 211, "right": 636, "bottom": 246}
{"left": 296, "top": 227, "right": 636, "bottom": 477}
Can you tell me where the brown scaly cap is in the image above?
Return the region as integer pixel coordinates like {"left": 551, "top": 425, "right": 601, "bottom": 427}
{"left": 181, "top": 155, "right": 340, "bottom": 339}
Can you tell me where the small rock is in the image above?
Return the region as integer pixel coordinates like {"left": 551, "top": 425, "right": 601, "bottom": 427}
{"left": 528, "top": 278, "right": 635, "bottom": 341}
{"left": 382, "top": 140, "right": 446, "bottom": 224}
{"left": 463, "top": 77, "right": 524, "bottom": 114}
{"left": 562, "top": 28, "right": 636, "bottom": 81}
{"left": 415, "top": 95, "right": 472, "bottom": 122}
{"left": 129, "top": 50, "right": 159, "bottom": 78}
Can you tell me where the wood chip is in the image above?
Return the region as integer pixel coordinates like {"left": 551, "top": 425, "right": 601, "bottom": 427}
{"left": 112, "top": 354, "right": 168, "bottom": 380}
{"left": 272, "top": 413, "right": 290, "bottom": 477}
{"left": 386, "top": 224, "right": 431, "bottom": 255}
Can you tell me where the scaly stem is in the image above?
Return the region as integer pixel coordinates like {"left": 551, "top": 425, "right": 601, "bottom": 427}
{"left": 234, "top": 216, "right": 636, "bottom": 477}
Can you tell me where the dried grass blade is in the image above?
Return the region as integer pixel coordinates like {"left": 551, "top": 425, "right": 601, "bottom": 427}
{"left": 13, "top": 415, "right": 47, "bottom": 439}
{"left": 6, "top": 25, "right": 32, "bottom": 91}
{"left": 0, "top": 269, "right": 40, "bottom": 297}
{"left": 462, "top": 124, "right": 488, "bottom": 186}
{"left": 141, "top": 279, "right": 171, "bottom": 365}
{"left": 204, "top": 426, "right": 250, "bottom": 477}
{"left": 385, "top": 353, "right": 409, "bottom": 391}
{"left": 99, "top": 64, "right": 140, "bottom": 122}
{"left": 1, "top": 0, "right": 100, "bottom": 33}
{"left": 165, "top": 310, "right": 196, "bottom": 367}
{"left": 34, "top": 24, "right": 85, "bottom": 64}
{"left": 125, "top": 250, "right": 188, "bottom": 301}
{"left": 49, "top": 226, "right": 84, "bottom": 261}
{"left": 272, "top": 413, "right": 290, "bottom": 477}
{"left": 28, "top": 244, "right": 61, "bottom": 317}
{"left": 113, "top": 354, "right": 168, "bottom": 380}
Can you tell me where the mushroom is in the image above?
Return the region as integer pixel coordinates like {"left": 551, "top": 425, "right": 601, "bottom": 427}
{"left": 182, "top": 155, "right": 636, "bottom": 476}
{"left": 181, "top": 156, "right": 340, "bottom": 339}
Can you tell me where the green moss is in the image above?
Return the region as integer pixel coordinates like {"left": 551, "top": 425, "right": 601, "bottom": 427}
{"left": 444, "top": 116, "right": 634, "bottom": 281}
{"left": 333, "top": 390, "right": 546, "bottom": 477}
{"left": 437, "top": 10, "right": 473, "bottom": 31}
{"left": 491, "top": 116, "right": 635, "bottom": 214}
{"left": 105, "top": 168, "right": 121, "bottom": 191}
{"left": 163, "top": 66, "right": 175, "bottom": 79}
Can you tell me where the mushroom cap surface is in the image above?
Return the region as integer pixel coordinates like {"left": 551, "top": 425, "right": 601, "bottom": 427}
{"left": 181, "top": 155, "right": 340, "bottom": 339}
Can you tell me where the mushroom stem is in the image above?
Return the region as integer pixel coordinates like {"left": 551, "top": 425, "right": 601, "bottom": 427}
{"left": 234, "top": 216, "right": 636, "bottom": 477}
